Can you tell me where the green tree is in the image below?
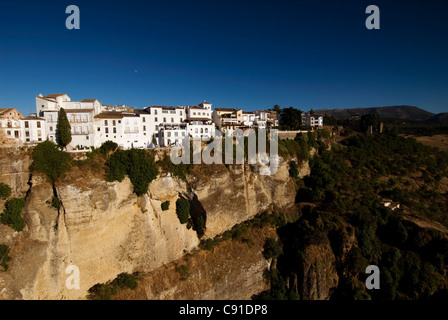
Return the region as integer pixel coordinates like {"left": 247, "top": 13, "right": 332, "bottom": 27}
{"left": 273, "top": 104, "right": 281, "bottom": 115}
{"left": 55, "top": 108, "right": 72, "bottom": 148}
{"left": 289, "top": 160, "right": 299, "bottom": 179}
{"left": 279, "top": 107, "right": 302, "bottom": 130}
{"left": 263, "top": 237, "right": 283, "bottom": 259}
{"left": 161, "top": 201, "right": 170, "bottom": 211}
{"left": 99, "top": 141, "right": 118, "bottom": 157}
{"left": 0, "top": 182, "right": 12, "bottom": 200}
{"left": 360, "top": 113, "right": 380, "bottom": 134}
{"left": 0, "top": 198, "right": 26, "bottom": 231}
{"left": 176, "top": 197, "right": 190, "bottom": 224}
{"left": 30, "top": 140, "right": 72, "bottom": 184}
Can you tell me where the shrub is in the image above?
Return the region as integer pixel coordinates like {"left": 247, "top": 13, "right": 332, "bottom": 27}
{"left": 48, "top": 196, "right": 62, "bottom": 210}
{"left": 176, "top": 197, "right": 190, "bottom": 224}
{"left": 263, "top": 237, "right": 283, "bottom": 259}
{"left": 0, "top": 198, "right": 26, "bottom": 231}
{"left": 175, "top": 264, "right": 191, "bottom": 281}
{"left": 0, "top": 182, "right": 11, "bottom": 200}
{"left": 105, "top": 149, "right": 159, "bottom": 196}
{"left": 87, "top": 272, "right": 138, "bottom": 300}
{"left": 30, "top": 141, "right": 71, "bottom": 184}
{"left": 289, "top": 160, "right": 299, "bottom": 179}
{"left": 0, "top": 244, "right": 12, "bottom": 271}
{"left": 99, "top": 141, "right": 118, "bottom": 157}
{"left": 161, "top": 201, "right": 170, "bottom": 211}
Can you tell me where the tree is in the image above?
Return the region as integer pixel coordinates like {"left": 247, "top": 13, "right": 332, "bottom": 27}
{"left": 105, "top": 149, "right": 159, "bottom": 196}
{"left": 360, "top": 113, "right": 380, "bottom": 134}
{"left": 279, "top": 107, "right": 302, "bottom": 130}
{"left": 0, "top": 182, "right": 11, "bottom": 199}
{"left": 0, "top": 197, "right": 26, "bottom": 231}
{"left": 56, "top": 108, "right": 72, "bottom": 148}
{"left": 99, "top": 141, "right": 118, "bottom": 157}
{"left": 263, "top": 237, "right": 283, "bottom": 259}
{"left": 30, "top": 140, "right": 72, "bottom": 184}
{"left": 176, "top": 197, "right": 190, "bottom": 224}
{"left": 273, "top": 105, "right": 281, "bottom": 115}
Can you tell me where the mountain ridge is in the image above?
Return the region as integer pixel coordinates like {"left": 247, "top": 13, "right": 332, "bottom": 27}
{"left": 311, "top": 105, "right": 445, "bottom": 122}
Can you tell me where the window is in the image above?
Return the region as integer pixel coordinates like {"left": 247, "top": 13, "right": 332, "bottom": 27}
{"left": 38, "top": 138, "right": 42, "bottom": 142}
{"left": 171, "top": 118, "right": 174, "bottom": 123}
{"left": 26, "top": 138, "right": 30, "bottom": 142}
{"left": 49, "top": 126, "right": 53, "bottom": 132}
{"left": 6, "top": 131, "right": 11, "bottom": 136}
{"left": 155, "top": 117, "right": 158, "bottom": 122}
{"left": 105, "top": 128, "right": 109, "bottom": 134}
{"left": 167, "top": 132, "right": 171, "bottom": 137}
{"left": 154, "top": 110, "right": 157, "bottom": 115}
{"left": 25, "top": 131, "right": 30, "bottom": 137}
{"left": 105, "top": 120, "right": 108, "bottom": 126}
{"left": 143, "top": 117, "right": 146, "bottom": 123}
{"left": 37, "top": 130, "right": 41, "bottom": 137}
{"left": 25, "top": 121, "right": 29, "bottom": 128}
{"left": 37, "top": 122, "right": 41, "bottom": 128}
{"left": 97, "top": 127, "right": 100, "bottom": 131}
{"left": 175, "top": 132, "right": 178, "bottom": 137}
{"left": 182, "top": 132, "right": 185, "bottom": 136}
{"left": 86, "top": 136, "right": 89, "bottom": 140}
{"left": 113, "top": 120, "right": 116, "bottom": 126}
{"left": 118, "top": 120, "right": 121, "bottom": 124}
{"left": 163, "top": 117, "right": 166, "bottom": 122}
{"left": 193, "top": 112, "right": 196, "bottom": 116}
{"left": 113, "top": 127, "right": 117, "bottom": 134}
{"left": 205, "top": 128, "right": 208, "bottom": 133}
{"left": 195, "top": 128, "right": 198, "bottom": 134}
{"left": 143, "top": 126, "right": 146, "bottom": 131}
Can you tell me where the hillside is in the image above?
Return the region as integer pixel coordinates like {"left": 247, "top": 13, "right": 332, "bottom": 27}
{"left": 315, "top": 105, "right": 435, "bottom": 121}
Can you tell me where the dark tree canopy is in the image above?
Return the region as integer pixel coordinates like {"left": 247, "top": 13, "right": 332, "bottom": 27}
{"left": 279, "top": 107, "right": 302, "bottom": 130}
{"left": 30, "top": 140, "right": 72, "bottom": 184}
{"left": 56, "top": 108, "right": 72, "bottom": 148}
{"left": 360, "top": 113, "right": 380, "bottom": 133}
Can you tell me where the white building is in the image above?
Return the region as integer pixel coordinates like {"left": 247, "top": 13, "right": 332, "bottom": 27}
{"left": 158, "top": 123, "right": 188, "bottom": 147}
{"left": 302, "top": 112, "right": 324, "bottom": 128}
{"left": 94, "top": 111, "right": 147, "bottom": 149}
{"left": 19, "top": 115, "right": 46, "bottom": 144}
{"left": 185, "top": 101, "right": 214, "bottom": 140}
{"left": 35, "top": 94, "right": 102, "bottom": 147}
{"left": 0, "top": 108, "right": 24, "bottom": 141}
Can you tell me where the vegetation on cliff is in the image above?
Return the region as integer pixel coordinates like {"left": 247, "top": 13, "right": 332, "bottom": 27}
{"left": 30, "top": 140, "right": 72, "bottom": 184}
{"left": 259, "top": 129, "right": 448, "bottom": 300}
{"left": 0, "top": 197, "right": 26, "bottom": 231}
{"left": 105, "top": 148, "right": 159, "bottom": 196}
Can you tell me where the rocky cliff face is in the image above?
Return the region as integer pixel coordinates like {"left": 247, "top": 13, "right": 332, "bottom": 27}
{"left": 0, "top": 148, "right": 300, "bottom": 300}
{"left": 300, "top": 243, "right": 339, "bottom": 300}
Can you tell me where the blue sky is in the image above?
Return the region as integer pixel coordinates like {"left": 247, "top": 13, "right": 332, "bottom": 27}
{"left": 1, "top": 0, "right": 447, "bottom": 115}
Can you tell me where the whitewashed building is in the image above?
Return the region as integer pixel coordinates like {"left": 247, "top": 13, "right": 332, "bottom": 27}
{"left": 19, "top": 115, "right": 46, "bottom": 144}
{"left": 302, "top": 112, "right": 324, "bottom": 128}
{"left": 0, "top": 108, "right": 24, "bottom": 141}
{"left": 185, "top": 101, "right": 214, "bottom": 140}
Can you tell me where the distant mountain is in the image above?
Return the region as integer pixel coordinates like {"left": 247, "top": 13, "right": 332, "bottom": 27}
{"left": 428, "top": 112, "right": 448, "bottom": 123}
{"left": 314, "top": 105, "right": 435, "bottom": 121}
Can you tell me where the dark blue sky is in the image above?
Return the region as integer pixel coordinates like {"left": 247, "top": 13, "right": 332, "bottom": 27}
{"left": 1, "top": 0, "right": 447, "bottom": 115}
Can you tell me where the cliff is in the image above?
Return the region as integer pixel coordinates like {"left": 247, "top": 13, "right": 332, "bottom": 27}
{"left": 0, "top": 148, "right": 300, "bottom": 300}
